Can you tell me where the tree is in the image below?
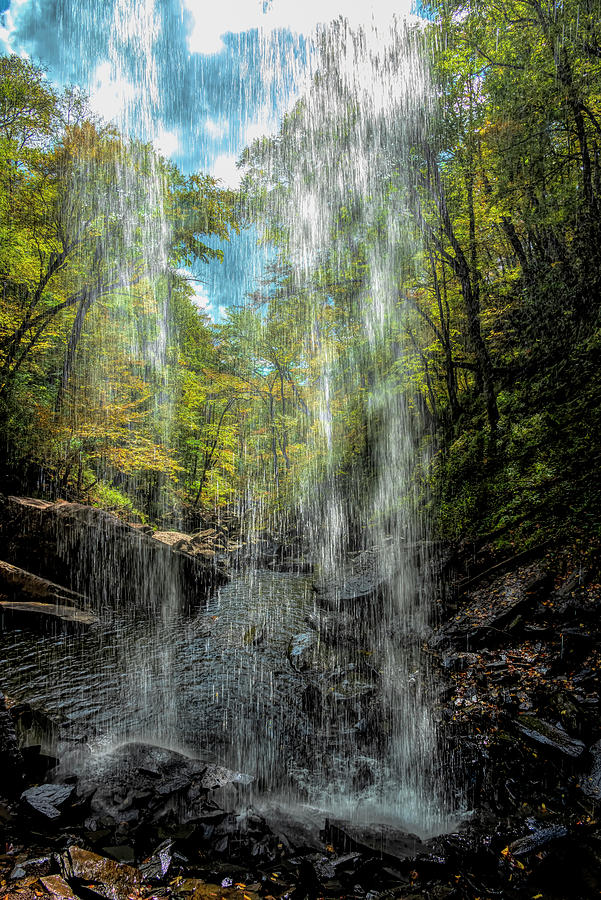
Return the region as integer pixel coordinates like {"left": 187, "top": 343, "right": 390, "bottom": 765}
{"left": 0, "top": 56, "right": 239, "bottom": 512}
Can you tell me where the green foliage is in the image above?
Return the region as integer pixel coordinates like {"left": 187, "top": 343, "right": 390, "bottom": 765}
{"left": 90, "top": 482, "right": 146, "bottom": 522}
{"left": 3, "top": 0, "right": 601, "bottom": 551}
{"left": 0, "top": 55, "right": 239, "bottom": 516}
{"left": 237, "top": 3, "right": 601, "bottom": 548}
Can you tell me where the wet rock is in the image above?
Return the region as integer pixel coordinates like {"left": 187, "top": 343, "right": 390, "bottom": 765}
{"left": 321, "top": 666, "right": 379, "bottom": 702}
{"left": 306, "top": 610, "right": 366, "bottom": 648}
{"left": 551, "top": 568, "right": 593, "bottom": 616}
{"left": 258, "top": 803, "right": 323, "bottom": 852}
{"left": 39, "top": 875, "right": 79, "bottom": 899}
{"left": 313, "top": 572, "right": 388, "bottom": 612}
{"left": 0, "top": 559, "right": 85, "bottom": 607}
{"left": 323, "top": 820, "right": 422, "bottom": 861}
{"left": 0, "top": 691, "right": 24, "bottom": 795}
{"left": 200, "top": 765, "right": 253, "bottom": 791}
{"left": 287, "top": 632, "right": 317, "bottom": 671}
{"left": 514, "top": 715, "right": 586, "bottom": 758}
{"left": 0, "top": 600, "right": 99, "bottom": 631}
{"left": 77, "top": 743, "right": 253, "bottom": 829}
{"left": 209, "top": 783, "right": 253, "bottom": 815}
{"left": 242, "top": 538, "right": 283, "bottom": 568}
{"left": 433, "top": 563, "right": 554, "bottom": 650}
{"left": 241, "top": 624, "right": 265, "bottom": 647}
{"left": 441, "top": 652, "right": 476, "bottom": 672}
{"left": 139, "top": 838, "right": 174, "bottom": 880}
{"left": 581, "top": 739, "right": 601, "bottom": 800}
{"left": 313, "top": 543, "right": 437, "bottom": 611}
{"left": 272, "top": 556, "right": 314, "bottom": 574}
{"left": 21, "top": 783, "right": 74, "bottom": 820}
{"left": 508, "top": 823, "right": 569, "bottom": 856}
{"left": 292, "top": 849, "right": 364, "bottom": 893}
{"left": 1, "top": 496, "right": 229, "bottom": 615}
{"left": 76, "top": 743, "right": 200, "bottom": 823}
{"left": 423, "top": 827, "right": 501, "bottom": 889}
{"left": 60, "top": 846, "right": 141, "bottom": 900}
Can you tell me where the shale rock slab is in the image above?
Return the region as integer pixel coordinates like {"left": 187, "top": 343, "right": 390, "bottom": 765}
{"left": 60, "top": 846, "right": 141, "bottom": 900}
{"left": 73, "top": 742, "right": 253, "bottom": 829}
{"left": 0, "top": 496, "right": 229, "bottom": 613}
{"left": 21, "top": 783, "right": 74, "bottom": 820}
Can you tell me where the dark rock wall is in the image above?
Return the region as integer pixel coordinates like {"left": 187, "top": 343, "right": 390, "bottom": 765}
{"left": 0, "top": 496, "right": 229, "bottom": 614}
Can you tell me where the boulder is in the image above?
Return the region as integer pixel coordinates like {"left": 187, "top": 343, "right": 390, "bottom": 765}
{"left": 513, "top": 715, "right": 585, "bottom": 758}
{"left": 39, "top": 875, "right": 80, "bottom": 899}
{"left": 60, "top": 846, "right": 141, "bottom": 900}
{"left": 0, "top": 559, "right": 85, "bottom": 607}
{"left": 76, "top": 743, "right": 253, "bottom": 828}
{"left": 21, "top": 783, "right": 74, "bottom": 820}
{"left": 0, "top": 496, "right": 229, "bottom": 613}
{"left": 0, "top": 600, "right": 98, "bottom": 631}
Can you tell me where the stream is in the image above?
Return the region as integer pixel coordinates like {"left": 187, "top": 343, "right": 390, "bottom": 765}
{"left": 0, "top": 571, "right": 314, "bottom": 782}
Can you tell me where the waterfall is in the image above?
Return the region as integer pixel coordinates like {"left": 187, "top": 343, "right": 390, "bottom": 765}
{"left": 240, "top": 16, "right": 450, "bottom": 833}
{"left": 0, "top": 0, "right": 454, "bottom": 838}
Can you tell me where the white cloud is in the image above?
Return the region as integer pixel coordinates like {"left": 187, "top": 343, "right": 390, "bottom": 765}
{"left": 89, "top": 61, "right": 139, "bottom": 123}
{"left": 244, "top": 115, "right": 277, "bottom": 144}
{"left": 211, "top": 152, "right": 242, "bottom": 188}
{"left": 154, "top": 126, "right": 180, "bottom": 157}
{"left": 0, "top": 0, "right": 32, "bottom": 54}
{"left": 0, "top": 26, "right": 14, "bottom": 55}
{"left": 205, "top": 117, "right": 227, "bottom": 139}
{"left": 183, "top": 0, "right": 414, "bottom": 55}
{"left": 190, "top": 283, "right": 213, "bottom": 311}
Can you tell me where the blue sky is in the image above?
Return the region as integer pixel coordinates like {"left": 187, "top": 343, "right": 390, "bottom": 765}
{"left": 0, "top": 0, "right": 415, "bottom": 317}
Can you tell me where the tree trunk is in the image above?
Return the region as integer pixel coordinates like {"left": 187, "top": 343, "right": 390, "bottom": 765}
{"left": 55, "top": 289, "right": 93, "bottom": 411}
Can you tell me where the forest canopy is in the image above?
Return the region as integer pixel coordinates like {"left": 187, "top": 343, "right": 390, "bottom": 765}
{"left": 1, "top": 0, "right": 600, "bottom": 551}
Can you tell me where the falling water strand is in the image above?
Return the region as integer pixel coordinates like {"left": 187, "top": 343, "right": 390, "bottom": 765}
{"left": 56, "top": 0, "right": 180, "bottom": 743}
{"left": 245, "top": 16, "right": 451, "bottom": 833}
{"left": 0, "top": 2, "right": 454, "bottom": 837}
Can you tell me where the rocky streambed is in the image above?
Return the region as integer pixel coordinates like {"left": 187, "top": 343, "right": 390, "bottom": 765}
{"left": 2, "top": 496, "right": 601, "bottom": 898}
